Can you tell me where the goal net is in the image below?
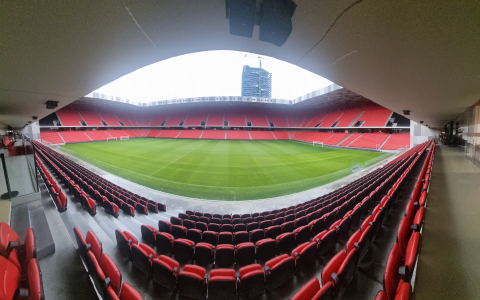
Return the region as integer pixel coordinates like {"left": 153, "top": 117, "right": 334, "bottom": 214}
{"left": 312, "top": 141, "right": 323, "bottom": 147}
{"left": 120, "top": 136, "right": 130, "bottom": 140}
{"left": 107, "top": 137, "right": 117, "bottom": 142}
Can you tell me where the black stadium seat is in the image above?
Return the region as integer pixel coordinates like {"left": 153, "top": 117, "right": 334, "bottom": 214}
{"left": 236, "top": 242, "right": 255, "bottom": 266}
{"left": 186, "top": 228, "right": 202, "bottom": 244}
{"left": 173, "top": 239, "right": 195, "bottom": 263}
{"left": 194, "top": 242, "right": 214, "bottom": 266}
{"left": 255, "top": 238, "right": 276, "bottom": 263}
{"left": 152, "top": 255, "right": 179, "bottom": 291}
{"left": 264, "top": 254, "right": 295, "bottom": 289}
{"left": 131, "top": 243, "right": 156, "bottom": 275}
{"left": 115, "top": 229, "right": 137, "bottom": 261}
{"left": 177, "top": 265, "right": 207, "bottom": 300}
{"left": 215, "top": 244, "right": 235, "bottom": 268}
{"left": 202, "top": 231, "right": 218, "bottom": 246}
{"left": 154, "top": 232, "right": 174, "bottom": 256}
{"left": 238, "top": 264, "right": 265, "bottom": 298}
{"left": 140, "top": 225, "right": 157, "bottom": 246}
{"left": 208, "top": 269, "right": 237, "bottom": 300}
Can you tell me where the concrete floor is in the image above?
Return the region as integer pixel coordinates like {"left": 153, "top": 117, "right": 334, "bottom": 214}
{"left": 413, "top": 146, "right": 480, "bottom": 299}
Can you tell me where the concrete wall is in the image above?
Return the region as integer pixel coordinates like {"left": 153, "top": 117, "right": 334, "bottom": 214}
{"left": 410, "top": 120, "right": 440, "bottom": 146}
{"left": 18, "top": 122, "right": 40, "bottom": 141}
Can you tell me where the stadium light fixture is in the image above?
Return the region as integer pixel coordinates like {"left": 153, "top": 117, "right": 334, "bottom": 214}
{"left": 46, "top": 101, "right": 59, "bottom": 109}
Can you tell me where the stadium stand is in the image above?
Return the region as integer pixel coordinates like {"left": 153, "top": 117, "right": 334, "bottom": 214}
{"left": 165, "top": 114, "right": 187, "bottom": 126}
{"left": 80, "top": 111, "right": 104, "bottom": 126}
{"left": 158, "top": 130, "right": 181, "bottom": 138}
{"left": 297, "top": 132, "right": 334, "bottom": 143}
{"left": 266, "top": 114, "right": 288, "bottom": 127}
{"left": 225, "top": 114, "right": 246, "bottom": 126}
{"left": 84, "top": 130, "right": 111, "bottom": 141}
{"left": 250, "top": 131, "right": 276, "bottom": 140}
{"left": 157, "top": 140, "right": 433, "bottom": 299}
{"left": 323, "top": 132, "right": 351, "bottom": 145}
{"left": 146, "top": 130, "right": 162, "bottom": 137}
{"left": 304, "top": 113, "right": 328, "bottom": 127}
{"left": 116, "top": 114, "right": 134, "bottom": 126}
{"left": 177, "top": 130, "right": 202, "bottom": 139}
{"left": 348, "top": 133, "right": 390, "bottom": 149}
{"left": 381, "top": 133, "right": 410, "bottom": 150}
{"left": 226, "top": 130, "right": 250, "bottom": 140}
{"left": 357, "top": 107, "right": 392, "bottom": 127}
{"left": 339, "top": 133, "right": 362, "bottom": 146}
{"left": 59, "top": 131, "right": 92, "bottom": 143}
{"left": 56, "top": 109, "right": 84, "bottom": 126}
{"left": 132, "top": 130, "right": 147, "bottom": 137}
{"left": 335, "top": 109, "right": 364, "bottom": 127}
{"left": 121, "top": 130, "right": 140, "bottom": 138}
{"left": 294, "top": 131, "right": 316, "bottom": 141}
{"left": 201, "top": 130, "right": 225, "bottom": 140}
{"left": 40, "top": 131, "right": 65, "bottom": 144}
{"left": 34, "top": 141, "right": 166, "bottom": 214}
{"left": 105, "top": 130, "right": 129, "bottom": 138}
{"left": 135, "top": 116, "right": 151, "bottom": 126}
{"left": 206, "top": 114, "right": 224, "bottom": 126}
{"left": 184, "top": 114, "right": 207, "bottom": 126}
{"left": 272, "top": 131, "right": 290, "bottom": 140}
{"left": 150, "top": 114, "right": 169, "bottom": 126}
{"left": 318, "top": 111, "right": 343, "bottom": 127}
{"left": 287, "top": 116, "right": 298, "bottom": 127}
{"left": 246, "top": 114, "right": 269, "bottom": 127}
{"left": 99, "top": 112, "right": 121, "bottom": 126}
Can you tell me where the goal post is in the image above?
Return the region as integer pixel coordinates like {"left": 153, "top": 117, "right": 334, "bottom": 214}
{"left": 107, "top": 137, "right": 117, "bottom": 142}
{"left": 312, "top": 141, "right": 323, "bottom": 148}
{"left": 120, "top": 136, "right": 130, "bottom": 141}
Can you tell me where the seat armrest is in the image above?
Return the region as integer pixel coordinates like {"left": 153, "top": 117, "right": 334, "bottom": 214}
{"left": 6, "top": 241, "right": 19, "bottom": 258}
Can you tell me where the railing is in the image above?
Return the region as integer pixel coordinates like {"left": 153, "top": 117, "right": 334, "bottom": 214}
{"left": 0, "top": 134, "right": 39, "bottom": 200}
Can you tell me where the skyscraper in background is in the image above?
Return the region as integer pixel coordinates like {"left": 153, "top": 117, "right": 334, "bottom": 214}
{"left": 241, "top": 62, "right": 272, "bottom": 98}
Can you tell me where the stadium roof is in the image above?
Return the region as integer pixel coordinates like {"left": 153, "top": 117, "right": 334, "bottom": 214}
{"left": 1, "top": 1, "right": 479, "bottom": 128}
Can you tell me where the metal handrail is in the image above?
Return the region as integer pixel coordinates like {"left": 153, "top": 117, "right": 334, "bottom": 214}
{"left": 0, "top": 153, "right": 13, "bottom": 199}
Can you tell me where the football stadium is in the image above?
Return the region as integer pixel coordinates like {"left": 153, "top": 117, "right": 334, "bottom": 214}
{"left": 1, "top": 2, "right": 479, "bottom": 300}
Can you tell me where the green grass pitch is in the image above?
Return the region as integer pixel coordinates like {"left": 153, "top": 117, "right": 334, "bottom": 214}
{"left": 61, "top": 138, "right": 389, "bottom": 200}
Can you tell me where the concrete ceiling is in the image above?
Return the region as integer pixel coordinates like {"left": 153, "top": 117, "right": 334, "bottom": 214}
{"left": 1, "top": 1, "right": 479, "bottom": 128}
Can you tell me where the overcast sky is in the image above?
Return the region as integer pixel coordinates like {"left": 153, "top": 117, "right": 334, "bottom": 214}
{"left": 93, "top": 50, "right": 332, "bottom": 103}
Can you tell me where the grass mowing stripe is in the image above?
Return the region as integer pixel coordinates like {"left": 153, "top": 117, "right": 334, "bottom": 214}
{"left": 61, "top": 138, "right": 388, "bottom": 200}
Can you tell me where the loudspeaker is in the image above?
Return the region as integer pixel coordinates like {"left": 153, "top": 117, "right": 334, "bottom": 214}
{"left": 259, "top": 0, "right": 297, "bottom": 47}
{"left": 226, "top": 0, "right": 257, "bottom": 38}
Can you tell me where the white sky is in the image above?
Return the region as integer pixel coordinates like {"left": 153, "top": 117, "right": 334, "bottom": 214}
{"left": 93, "top": 50, "right": 332, "bottom": 103}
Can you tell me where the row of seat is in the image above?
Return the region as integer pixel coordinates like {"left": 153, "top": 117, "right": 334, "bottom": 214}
{"left": 54, "top": 105, "right": 392, "bottom": 128}
{"left": 74, "top": 227, "right": 144, "bottom": 300}
{"left": 37, "top": 156, "right": 68, "bottom": 212}
{"left": 290, "top": 140, "right": 433, "bottom": 300}
{"left": 33, "top": 141, "right": 166, "bottom": 219}
{"left": 111, "top": 142, "right": 430, "bottom": 300}
{"left": 181, "top": 141, "right": 425, "bottom": 232}
{"left": 375, "top": 140, "right": 435, "bottom": 300}
{"left": 0, "top": 222, "right": 44, "bottom": 300}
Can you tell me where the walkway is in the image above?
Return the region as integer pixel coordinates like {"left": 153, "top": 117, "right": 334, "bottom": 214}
{"left": 414, "top": 146, "right": 480, "bottom": 299}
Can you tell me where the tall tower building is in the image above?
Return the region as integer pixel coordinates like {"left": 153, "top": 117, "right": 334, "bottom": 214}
{"left": 241, "top": 61, "right": 272, "bottom": 98}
